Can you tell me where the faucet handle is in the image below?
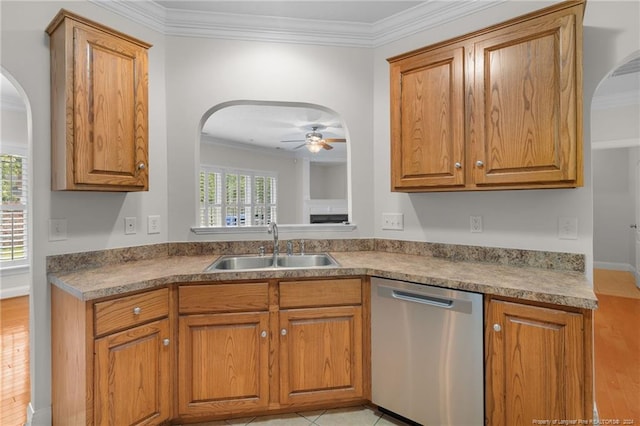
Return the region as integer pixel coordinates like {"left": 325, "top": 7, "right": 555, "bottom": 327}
{"left": 300, "top": 239, "right": 305, "bottom": 255}
{"left": 258, "top": 246, "right": 265, "bottom": 256}
{"left": 286, "top": 241, "right": 293, "bottom": 256}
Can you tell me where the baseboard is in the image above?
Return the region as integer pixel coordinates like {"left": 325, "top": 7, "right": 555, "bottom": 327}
{"left": 0, "top": 285, "right": 29, "bottom": 299}
{"left": 593, "top": 261, "right": 633, "bottom": 272}
{"left": 26, "top": 402, "right": 52, "bottom": 426}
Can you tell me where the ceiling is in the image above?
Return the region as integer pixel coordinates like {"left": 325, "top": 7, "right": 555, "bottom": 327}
{"left": 201, "top": 103, "right": 347, "bottom": 161}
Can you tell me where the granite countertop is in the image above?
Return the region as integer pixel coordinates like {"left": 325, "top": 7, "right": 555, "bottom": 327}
{"left": 48, "top": 250, "right": 597, "bottom": 309}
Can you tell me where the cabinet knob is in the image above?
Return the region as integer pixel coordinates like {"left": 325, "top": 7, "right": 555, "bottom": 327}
{"left": 260, "top": 330, "right": 267, "bottom": 338}
{"left": 454, "top": 162, "right": 462, "bottom": 169}
{"left": 476, "top": 160, "right": 484, "bottom": 168}
{"left": 281, "top": 328, "right": 287, "bottom": 336}
{"left": 493, "top": 323, "right": 501, "bottom": 332}
{"left": 137, "top": 162, "right": 146, "bottom": 170}
{"left": 133, "top": 307, "right": 141, "bottom": 315}
{"left": 163, "top": 338, "right": 170, "bottom": 346}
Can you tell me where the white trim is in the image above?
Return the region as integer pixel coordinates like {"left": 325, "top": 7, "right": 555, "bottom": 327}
{"left": 191, "top": 222, "right": 357, "bottom": 235}
{"left": 89, "top": 0, "right": 509, "bottom": 48}
{"left": 592, "top": 91, "right": 640, "bottom": 110}
{"left": 593, "top": 261, "right": 634, "bottom": 272}
{"left": 0, "top": 284, "right": 29, "bottom": 299}
{"left": 591, "top": 138, "right": 640, "bottom": 150}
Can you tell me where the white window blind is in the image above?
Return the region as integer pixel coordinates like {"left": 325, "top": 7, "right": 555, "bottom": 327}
{"left": 1, "top": 153, "right": 28, "bottom": 267}
{"left": 200, "top": 166, "right": 277, "bottom": 227}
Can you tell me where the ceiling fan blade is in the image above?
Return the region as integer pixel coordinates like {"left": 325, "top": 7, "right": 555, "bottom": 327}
{"left": 320, "top": 141, "right": 334, "bottom": 150}
{"left": 293, "top": 143, "right": 307, "bottom": 150}
{"left": 281, "top": 139, "right": 305, "bottom": 143}
{"left": 323, "top": 138, "right": 347, "bottom": 143}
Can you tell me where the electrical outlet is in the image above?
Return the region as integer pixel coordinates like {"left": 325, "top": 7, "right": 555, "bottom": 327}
{"left": 147, "top": 215, "right": 161, "bottom": 234}
{"left": 558, "top": 216, "right": 578, "bottom": 239}
{"left": 470, "top": 215, "right": 483, "bottom": 233}
{"left": 382, "top": 213, "right": 404, "bottom": 230}
{"left": 125, "top": 217, "right": 137, "bottom": 235}
{"left": 49, "top": 219, "right": 67, "bottom": 241}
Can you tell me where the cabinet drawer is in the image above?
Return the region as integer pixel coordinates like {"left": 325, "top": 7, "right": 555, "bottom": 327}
{"left": 94, "top": 288, "right": 168, "bottom": 336}
{"left": 179, "top": 283, "right": 269, "bottom": 314}
{"left": 279, "top": 278, "right": 362, "bottom": 308}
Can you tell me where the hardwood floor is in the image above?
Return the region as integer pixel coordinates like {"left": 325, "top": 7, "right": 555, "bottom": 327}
{"left": 1, "top": 295, "right": 30, "bottom": 426}
{"left": 1, "top": 272, "right": 638, "bottom": 425}
{"left": 593, "top": 270, "right": 640, "bottom": 423}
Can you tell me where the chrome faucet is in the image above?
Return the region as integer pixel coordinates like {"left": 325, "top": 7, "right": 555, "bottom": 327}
{"left": 268, "top": 222, "right": 278, "bottom": 265}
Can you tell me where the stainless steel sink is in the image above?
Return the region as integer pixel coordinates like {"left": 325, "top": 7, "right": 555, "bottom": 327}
{"left": 276, "top": 253, "right": 338, "bottom": 268}
{"left": 207, "top": 255, "right": 274, "bottom": 270}
{"left": 205, "top": 253, "right": 339, "bottom": 271}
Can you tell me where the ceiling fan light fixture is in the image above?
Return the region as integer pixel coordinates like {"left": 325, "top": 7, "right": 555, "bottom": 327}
{"left": 306, "top": 142, "right": 323, "bottom": 153}
{"left": 305, "top": 131, "right": 322, "bottom": 143}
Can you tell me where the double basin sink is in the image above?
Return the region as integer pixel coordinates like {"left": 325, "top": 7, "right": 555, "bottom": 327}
{"left": 205, "top": 253, "right": 339, "bottom": 271}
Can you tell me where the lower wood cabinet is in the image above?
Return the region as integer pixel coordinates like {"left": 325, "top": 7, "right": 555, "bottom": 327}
{"left": 54, "top": 277, "right": 595, "bottom": 425}
{"left": 485, "top": 296, "right": 593, "bottom": 426}
{"left": 177, "top": 282, "right": 270, "bottom": 418}
{"left": 94, "top": 319, "right": 171, "bottom": 426}
{"left": 51, "top": 285, "right": 172, "bottom": 425}
{"left": 177, "top": 278, "right": 368, "bottom": 422}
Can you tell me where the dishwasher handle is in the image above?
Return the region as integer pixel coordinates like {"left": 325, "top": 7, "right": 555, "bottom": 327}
{"left": 377, "top": 284, "right": 473, "bottom": 314}
{"left": 392, "top": 290, "right": 453, "bottom": 308}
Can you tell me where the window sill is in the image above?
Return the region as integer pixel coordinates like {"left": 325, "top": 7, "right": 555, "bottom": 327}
{"left": 191, "top": 223, "right": 357, "bottom": 235}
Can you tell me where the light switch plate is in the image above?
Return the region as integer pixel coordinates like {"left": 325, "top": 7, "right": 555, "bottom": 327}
{"left": 382, "top": 213, "right": 404, "bottom": 230}
{"left": 49, "top": 219, "right": 67, "bottom": 241}
{"left": 147, "top": 215, "right": 161, "bottom": 234}
{"left": 558, "top": 216, "right": 578, "bottom": 240}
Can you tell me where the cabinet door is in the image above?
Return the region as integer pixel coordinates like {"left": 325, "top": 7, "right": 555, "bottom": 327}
{"left": 390, "top": 45, "right": 465, "bottom": 190}
{"left": 471, "top": 8, "right": 581, "bottom": 187}
{"left": 485, "top": 299, "right": 585, "bottom": 426}
{"left": 178, "top": 312, "right": 270, "bottom": 417}
{"left": 73, "top": 24, "right": 148, "bottom": 189}
{"left": 279, "top": 306, "right": 363, "bottom": 405}
{"left": 94, "top": 318, "right": 170, "bottom": 426}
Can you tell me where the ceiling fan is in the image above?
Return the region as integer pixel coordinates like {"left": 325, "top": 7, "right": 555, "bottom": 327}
{"left": 281, "top": 126, "right": 346, "bottom": 153}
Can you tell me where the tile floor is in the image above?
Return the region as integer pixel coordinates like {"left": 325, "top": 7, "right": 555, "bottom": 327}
{"left": 186, "top": 405, "right": 413, "bottom": 426}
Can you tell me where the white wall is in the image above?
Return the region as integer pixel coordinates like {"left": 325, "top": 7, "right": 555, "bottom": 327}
{"left": 1, "top": 1, "right": 168, "bottom": 423}
{"left": 310, "top": 163, "right": 347, "bottom": 199}
{"left": 165, "top": 36, "right": 374, "bottom": 242}
{"left": 593, "top": 147, "right": 637, "bottom": 269}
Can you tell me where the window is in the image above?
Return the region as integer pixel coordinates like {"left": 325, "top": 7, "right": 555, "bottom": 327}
{"left": 1, "top": 152, "right": 28, "bottom": 268}
{"left": 200, "top": 166, "right": 277, "bottom": 227}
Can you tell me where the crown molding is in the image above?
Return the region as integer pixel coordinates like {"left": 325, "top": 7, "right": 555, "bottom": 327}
{"left": 592, "top": 91, "right": 640, "bottom": 110}
{"left": 592, "top": 138, "right": 640, "bottom": 150}
{"left": 89, "top": 0, "right": 505, "bottom": 48}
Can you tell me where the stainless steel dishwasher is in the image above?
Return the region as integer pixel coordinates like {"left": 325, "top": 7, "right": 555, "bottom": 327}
{"left": 371, "top": 277, "right": 484, "bottom": 426}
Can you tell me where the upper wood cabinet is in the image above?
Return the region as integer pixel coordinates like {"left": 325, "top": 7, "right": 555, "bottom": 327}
{"left": 46, "top": 10, "right": 151, "bottom": 191}
{"left": 389, "top": 1, "right": 584, "bottom": 192}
